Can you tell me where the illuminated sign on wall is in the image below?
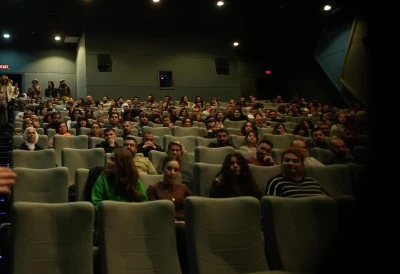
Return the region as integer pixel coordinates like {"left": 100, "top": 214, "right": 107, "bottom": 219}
{"left": 0, "top": 64, "right": 9, "bottom": 70}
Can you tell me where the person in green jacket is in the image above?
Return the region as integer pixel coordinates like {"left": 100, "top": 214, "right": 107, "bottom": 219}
{"left": 91, "top": 147, "right": 148, "bottom": 209}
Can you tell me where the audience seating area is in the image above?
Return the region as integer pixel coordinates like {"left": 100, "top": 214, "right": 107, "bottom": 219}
{"left": 0, "top": 96, "right": 372, "bottom": 274}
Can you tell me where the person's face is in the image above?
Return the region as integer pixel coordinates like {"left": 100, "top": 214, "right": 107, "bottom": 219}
{"left": 110, "top": 114, "right": 119, "bottom": 124}
{"left": 229, "top": 156, "right": 241, "bottom": 175}
{"left": 104, "top": 130, "right": 116, "bottom": 141}
{"left": 91, "top": 124, "right": 101, "bottom": 135}
{"left": 144, "top": 134, "right": 154, "bottom": 143}
{"left": 282, "top": 153, "right": 303, "bottom": 176}
{"left": 133, "top": 97, "right": 139, "bottom": 103}
{"left": 24, "top": 120, "right": 33, "bottom": 128}
{"left": 192, "top": 109, "right": 200, "bottom": 115}
{"left": 292, "top": 140, "right": 308, "bottom": 156}
{"left": 168, "top": 144, "right": 182, "bottom": 157}
{"left": 26, "top": 128, "right": 36, "bottom": 143}
{"left": 163, "top": 117, "right": 171, "bottom": 125}
{"left": 256, "top": 143, "right": 272, "bottom": 160}
{"left": 217, "top": 132, "right": 228, "bottom": 145}
{"left": 58, "top": 123, "right": 68, "bottom": 134}
{"left": 123, "top": 122, "right": 132, "bottom": 133}
{"left": 246, "top": 132, "right": 257, "bottom": 144}
{"left": 79, "top": 119, "right": 87, "bottom": 127}
{"left": 163, "top": 160, "right": 180, "bottom": 184}
{"left": 217, "top": 112, "right": 224, "bottom": 121}
{"left": 244, "top": 122, "right": 252, "bottom": 133}
{"left": 330, "top": 139, "right": 347, "bottom": 156}
{"left": 207, "top": 121, "right": 216, "bottom": 131}
{"left": 53, "top": 115, "right": 61, "bottom": 122}
{"left": 269, "top": 111, "right": 277, "bottom": 119}
{"left": 181, "top": 109, "right": 187, "bottom": 116}
{"left": 107, "top": 153, "right": 118, "bottom": 172}
{"left": 320, "top": 124, "right": 330, "bottom": 135}
{"left": 183, "top": 119, "right": 192, "bottom": 127}
{"left": 41, "top": 108, "right": 48, "bottom": 116}
{"left": 140, "top": 115, "right": 148, "bottom": 124}
{"left": 312, "top": 130, "right": 324, "bottom": 142}
{"left": 234, "top": 110, "right": 241, "bottom": 117}
{"left": 123, "top": 139, "right": 137, "bottom": 155}
{"left": 276, "top": 125, "right": 286, "bottom": 135}
{"left": 102, "top": 97, "right": 108, "bottom": 103}
{"left": 338, "top": 113, "right": 347, "bottom": 123}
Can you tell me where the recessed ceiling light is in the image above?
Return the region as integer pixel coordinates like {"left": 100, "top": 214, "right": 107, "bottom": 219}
{"left": 153, "top": 0, "right": 160, "bottom": 3}
{"left": 3, "top": 33, "right": 10, "bottom": 39}
{"left": 217, "top": 1, "right": 224, "bottom": 7}
{"left": 54, "top": 35, "right": 61, "bottom": 41}
{"left": 233, "top": 41, "right": 239, "bottom": 47}
{"left": 323, "top": 5, "right": 332, "bottom": 11}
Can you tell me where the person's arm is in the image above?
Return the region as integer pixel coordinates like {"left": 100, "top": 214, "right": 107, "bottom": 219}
{"left": 145, "top": 159, "right": 158, "bottom": 175}
{"left": 136, "top": 179, "right": 148, "bottom": 201}
{"left": 91, "top": 175, "right": 108, "bottom": 210}
{"left": 0, "top": 167, "right": 17, "bottom": 195}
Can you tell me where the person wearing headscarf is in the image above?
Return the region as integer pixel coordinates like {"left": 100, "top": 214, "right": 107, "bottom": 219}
{"left": 18, "top": 127, "right": 43, "bottom": 151}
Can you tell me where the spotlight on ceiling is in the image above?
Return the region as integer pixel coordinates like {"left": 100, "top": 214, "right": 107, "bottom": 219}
{"left": 3, "top": 33, "right": 10, "bottom": 39}
{"left": 217, "top": 1, "right": 224, "bottom": 7}
{"left": 233, "top": 41, "right": 239, "bottom": 47}
{"left": 54, "top": 35, "right": 62, "bottom": 41}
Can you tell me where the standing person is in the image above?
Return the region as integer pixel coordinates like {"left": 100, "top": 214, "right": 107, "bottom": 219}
{"left": 58, "top": 79, "right": 71, "bottom": 102}
{"left": 0, "top": 75, "right": 13, "bottom": 125}
{"left": 0, "top": 167, "right": 17, "bottom": 195}
{"left": 26, "top": 79, "right": 41, "bottom": 99}
{"left": 91, "top": 148, "right": 148, "bottom": 210}
{"left": 210, "top": 152, "right": 262, "bottom": 199}
{"left": 44, "top": 80, "right": 58, "bottom": 98}
{"left": 265, "top": 147, "right": 328, "bottom": 197}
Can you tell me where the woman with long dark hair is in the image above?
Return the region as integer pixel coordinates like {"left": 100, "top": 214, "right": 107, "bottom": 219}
{"left": 209, "top": 152, "right": 262, "bottom": 199}
{"left": 91, "top": 147, "right": 148, "bottom": 209}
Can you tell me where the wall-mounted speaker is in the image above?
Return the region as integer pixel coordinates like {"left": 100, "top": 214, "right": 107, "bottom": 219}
{"left": 215, "top": 58, "right": 229, "bottom": 75}
{"left": 97, "top": 54, "right": 112, "bottom": 72}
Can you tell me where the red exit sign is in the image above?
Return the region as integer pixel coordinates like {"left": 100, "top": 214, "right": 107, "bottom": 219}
{"left": 0, "top": 64, "right": 9, "bottom": 69}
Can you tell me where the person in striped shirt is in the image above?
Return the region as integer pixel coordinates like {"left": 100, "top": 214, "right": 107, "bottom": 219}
{"left": 265, "top": 146, "right": 328, "bottom": 197}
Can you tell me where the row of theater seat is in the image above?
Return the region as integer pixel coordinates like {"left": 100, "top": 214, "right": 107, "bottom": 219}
{"left": 11, "top": 148, "right": 368, "bottom": 197}
{"left": 8, "top": 195, "right": 362, "bottom": 274}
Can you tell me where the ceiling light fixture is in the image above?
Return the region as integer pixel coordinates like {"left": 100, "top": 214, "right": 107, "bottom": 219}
{"left": 233, "top": 41, "right": 239, "bottom": 47}
{"left": 323, "top": 5, "right": 332, "bottom": 11}
{"left": 217, "top": 1, "right": 224, "bottom": 7}
{"left": 54, "top": 35, "right": 61, "bottom": 41}
{"left": 3, "top": 33, "right": 10, "bottom": 39}
{"left": 153, "top": 0, "right": 160, "bottom": 3}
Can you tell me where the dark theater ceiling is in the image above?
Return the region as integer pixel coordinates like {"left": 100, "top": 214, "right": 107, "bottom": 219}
{"left": 1, "top": 0, "right": 359, "bottom": 55}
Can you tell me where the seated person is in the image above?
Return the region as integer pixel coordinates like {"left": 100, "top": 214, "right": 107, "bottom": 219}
{"left": 18, "top": 127, "right": 43, "bottom": 151}
{"left": 323, "top": 136, "right": 355, "bottom": 165}
{"left": 210, "top": 152, "right": 262, "bottom": 200}
{"left": 147, "top": 155, "right": 193, "bottom": 221}
{"left": 123, "top": 136, "right": 158, "bottom": 175}
{"left": 91, "top": 148, "right": 148, "bottom": 210}
{"left": 291, "top": 139, "right": 324, "bottom": 167}
{"left": 265, "top": 147, "right": 329, "bottom": 197}
{"left": 96, "top": 127, "right": 120, "bottom": 153}
{"left": 246, "top": 140, "right": 275, "bottom": 166}
{"left": 208, "top": 128, "right": 234, "bottom": 148}
{"left": 156, "top": 141, "right": 194, "bottom": 186}
{"left": 137, "top": 131, "right": 164, "bottom": 157}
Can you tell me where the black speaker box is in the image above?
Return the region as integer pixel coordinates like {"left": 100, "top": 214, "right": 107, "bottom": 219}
{"left": 215, "top": 58, "right": 229, "bottom": 75}
{"left": 97, "top": 54, "right": 112, "bottom": 72}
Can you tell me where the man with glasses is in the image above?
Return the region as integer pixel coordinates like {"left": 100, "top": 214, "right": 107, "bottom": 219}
{"left": 246, "top": 140, "right": 275, "bottom": 166}
{"left": 123, "top": 135, "right": 158, "bottom": 175}
{"left": 137, "top": 131, "right": 164, "bottom": 157}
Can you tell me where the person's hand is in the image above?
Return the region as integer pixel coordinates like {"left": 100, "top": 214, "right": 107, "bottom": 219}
{"left": 263, "top": 155, "right": 274, "bottom": 164}
{"left": 108, "top": 139, "right": 116, "bottom": 147}
{"left": 144, "top": 141, "right": 156, "bottom": 149}
{"left": 0, "top": 167, "right": 17, "bottom": 195}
